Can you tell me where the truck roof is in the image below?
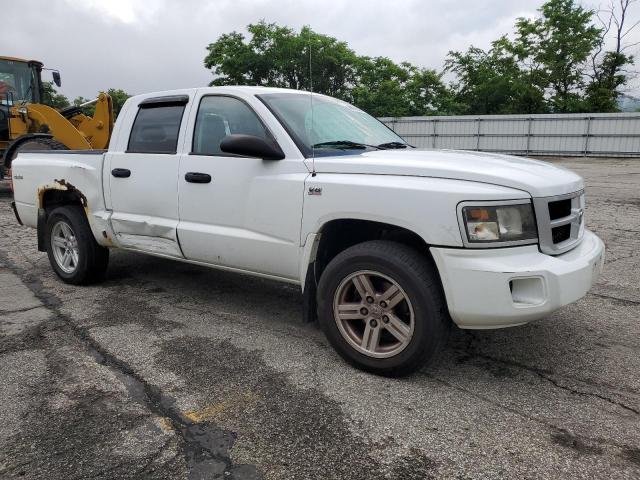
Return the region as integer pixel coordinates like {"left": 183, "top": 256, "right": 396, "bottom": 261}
{"left": 127, "top": 85, "right": 321, "bottom": 103}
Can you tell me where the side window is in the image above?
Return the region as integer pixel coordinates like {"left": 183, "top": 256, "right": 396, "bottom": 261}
{"left": 128, "top": 103, "right": 186, "bottom": 154}
{"left": 192, "top": 96, "right": 269, "bottom": 155}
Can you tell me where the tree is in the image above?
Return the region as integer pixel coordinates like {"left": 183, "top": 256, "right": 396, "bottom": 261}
{"left": 204, "top": 21, "right": 453, "bottom": 117}
{"left": 42, "top": 83, "right": 130, "bottom": 118}
{"left": 72, "top": 88, "right": 130, "bottom": 118}
{"left": 511, "top": 0, "right": 602, "bottom": 112}
{"left": 404, "top": 67, "right": 458, "bottom": 115}
{"left": 41, "top": 82, "right": 70, "bottom": 109}
{"left": 445, "top": 38, "right": 546, "bottom": 114}
{"left": 106, "top": 88, "right": 131, "bottom": 117}
{"left": 585, "top": 0, "right": 638, "bottom": 111}
{"left": 351, "top": 58, "right": 453, "bottom": 116}
{"left": 72, "top": 96, "right": 96, "bottom": 116}
{"left": 205, "top": 21, "right": 358, "bottom": 98}
{"left": 204, "top": 5, "right": 637, "bottom": 117}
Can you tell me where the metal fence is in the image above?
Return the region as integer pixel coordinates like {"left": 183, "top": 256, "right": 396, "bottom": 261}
{"left": 379, "top": 112, "right": 640, "bottom": 157}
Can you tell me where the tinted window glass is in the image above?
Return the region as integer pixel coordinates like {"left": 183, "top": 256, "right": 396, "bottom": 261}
{"left": 128, "top": 104, "right": 185, "bottom": 153}
{"left": 193, "top": 96, "right": 269, "bottom": 155}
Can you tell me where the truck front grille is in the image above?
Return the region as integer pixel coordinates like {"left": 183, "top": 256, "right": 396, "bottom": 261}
{"left": 551, "top": 223, "right": 572, "bottom": 244}
{"left": 533, "top": 191, "right": 585, "bottom": 255}
{"left": 548, "top": 198, "right": 572, "bottom": 220}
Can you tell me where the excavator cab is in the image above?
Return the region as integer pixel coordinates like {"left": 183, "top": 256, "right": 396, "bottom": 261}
{"left": 0, "top": 57, "right": 44, "bottom": 106}
{"left": 0, "top": 58, "right": 45, "bottom": 154}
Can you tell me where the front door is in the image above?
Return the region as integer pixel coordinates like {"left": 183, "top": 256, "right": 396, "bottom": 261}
{"left": 177, "top": 94, "right": 307, "bottom": 281}
{"left": 108, "top": 96, "right": 189, "bottom": 257}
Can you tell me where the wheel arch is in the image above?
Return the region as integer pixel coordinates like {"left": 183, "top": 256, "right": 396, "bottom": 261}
{"left": 300, "top": 217, "right": 446, "bottom": 322}
{"left": 37, "top": 181, "right": 89, "bottom": 252}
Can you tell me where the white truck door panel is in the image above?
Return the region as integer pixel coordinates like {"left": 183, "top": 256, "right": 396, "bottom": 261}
{"left": 177, "top": 94, "right": 307, "bottom": 280}
{"left": 108, "top": 152, "right": 181, "bottom": 256}
{"left": 107, "top": 96, "right": 190, "bottom": 257}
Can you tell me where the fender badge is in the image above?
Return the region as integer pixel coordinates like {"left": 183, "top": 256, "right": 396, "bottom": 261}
{"left": 308, "top": 186, "right": 322, "bottom": 196}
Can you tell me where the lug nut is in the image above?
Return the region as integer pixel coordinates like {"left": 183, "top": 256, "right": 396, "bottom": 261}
{"left": 366, "top": 296, "right": 374, "bottom": 304}
{"left": 382, "top": 315, "right": 389, "bottom": 324}
{"left": 360, "top": 307, "right": 368, "bottom": 316}
{"left": 380, "top": 301, "right": 388, "bottom": 308}
{"left": 370, "top": 319, "right": 378, "bottom": 328}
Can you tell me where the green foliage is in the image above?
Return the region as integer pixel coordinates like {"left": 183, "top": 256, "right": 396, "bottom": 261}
{"left": 351, "top": 59, "right": 454, "bottom": 116}
{"left": 204, "top": 21, "right": 453, "bottom": 116}
{"left": 511, "top": 0, "right": 601, "bottom": 112}
{"left": 205, "top": 22, "right": 358, "bottom": 98}
{"left": 205, "top": 1, "right": 636, "bottom": 116}
{"left": 105, "top": 88, "right": 131, "bottom": 117}
{"left": 42, "top": 83, "right": 130, "bottom": 118}
{"left": 585, "top": 51, "right": 632, "bottom": 111}
{"left": 445, "top": 0, "right": 635, "bottom": 114}
{"left": 445, "top": 39, "right": 547, "bottom": 114}
{"left": 41, "top": 82, "right": 70, "bottom": 109}
{"left": 72, "top": 96, "right": 96, "bottom": 116}
{"left": 72, "top": 88, "right": 130, "bottom": 118}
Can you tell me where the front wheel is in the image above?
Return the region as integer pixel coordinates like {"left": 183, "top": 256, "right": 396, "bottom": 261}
{"left": 45, "top": 206, "right": 109, "bottom": 285}
{"left": 317, "top": 240, "right": 450, "bottom": 377}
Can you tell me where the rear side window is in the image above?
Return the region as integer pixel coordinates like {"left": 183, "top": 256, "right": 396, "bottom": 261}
{"left": 192, "top": 96, "right": 270, "bottom": 155}
{"left": 128, "top": 103, "right": 186, "bottom": 154}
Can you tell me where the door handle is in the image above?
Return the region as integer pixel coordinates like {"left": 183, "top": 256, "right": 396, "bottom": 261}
{"left": 185, "top": 172, "right": 212, "bottom": 184}
{"left": 111, "top": 168, "right": 131, "bottom": 178}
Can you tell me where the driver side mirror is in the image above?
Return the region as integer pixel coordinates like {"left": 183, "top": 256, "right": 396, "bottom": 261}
{"left": 52, "top": 71, "right": 62, "bottom": 87}
{"left": 220, "top": 134, "right": 285, "bottom": 160}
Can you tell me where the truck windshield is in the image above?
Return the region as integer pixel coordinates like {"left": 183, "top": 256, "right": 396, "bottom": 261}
{"left": 258, "top": 92, "right": 409, "bottom": 157}
{"left": 0, "top": 59, "right": 36, "bottom": 105}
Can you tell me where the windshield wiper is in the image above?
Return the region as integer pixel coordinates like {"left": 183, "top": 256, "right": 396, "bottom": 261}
{"left": 377, "top": 141, "right": 410, "bottom": 149}
{"left": 312, "top": 140, "right": 382, "bottom": 150}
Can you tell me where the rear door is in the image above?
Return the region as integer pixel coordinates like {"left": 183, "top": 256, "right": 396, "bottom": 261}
{"left": 106, "top": 95, "right": 190, "bottom": 257}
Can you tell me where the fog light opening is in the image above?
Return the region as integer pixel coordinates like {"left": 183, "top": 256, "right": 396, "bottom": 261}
{"left": 509, "top": 277, "right": 546, "bottom": 307}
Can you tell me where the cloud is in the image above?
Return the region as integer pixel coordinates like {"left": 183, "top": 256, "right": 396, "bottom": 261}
{"left": 2, "top": 0, "right": 638, "bottom": 99}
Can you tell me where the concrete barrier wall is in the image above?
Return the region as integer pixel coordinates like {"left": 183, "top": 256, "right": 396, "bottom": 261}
{"left": 379, "top": 112, "right": 640, "bottom": 157}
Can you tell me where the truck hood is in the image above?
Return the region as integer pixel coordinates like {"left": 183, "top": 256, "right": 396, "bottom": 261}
{"left": 311, "top": 149, "right": 583, "bottom": 197}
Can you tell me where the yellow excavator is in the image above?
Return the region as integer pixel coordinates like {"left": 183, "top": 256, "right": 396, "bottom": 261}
{"left": 0, "top": 56, "right": 114, "bottom": 176}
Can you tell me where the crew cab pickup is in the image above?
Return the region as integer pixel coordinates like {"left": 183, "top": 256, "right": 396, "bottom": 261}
{"left": 10, "top": 86, "right": 605, "bottom": 376}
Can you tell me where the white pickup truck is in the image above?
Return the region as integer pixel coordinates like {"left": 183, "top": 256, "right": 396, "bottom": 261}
{"left": 10, "top": 86, "right": 605, "bottom": 376}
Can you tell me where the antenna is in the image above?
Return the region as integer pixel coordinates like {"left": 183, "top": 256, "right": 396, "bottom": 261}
{"left": 308, "top": 27, "right": 316, "bottom": 177}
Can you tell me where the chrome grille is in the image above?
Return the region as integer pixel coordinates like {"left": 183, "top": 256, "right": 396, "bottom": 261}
{"left": 533, "top": 190, "right": 585, "bottom": 255}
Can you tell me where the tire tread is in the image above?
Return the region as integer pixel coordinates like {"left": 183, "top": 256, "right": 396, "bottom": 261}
{"left": 45, "top": 205, "right": 108, "bottom": 285}
{"left": 317, "top": 240, "right": 450, "bottom": 377}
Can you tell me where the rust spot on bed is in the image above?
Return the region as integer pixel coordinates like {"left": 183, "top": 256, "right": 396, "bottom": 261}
{"left": 37, "top": 179, "right": 88, "bottom": 211}
{"left": 53, "top": 179, "right": 88, "bottom": 208}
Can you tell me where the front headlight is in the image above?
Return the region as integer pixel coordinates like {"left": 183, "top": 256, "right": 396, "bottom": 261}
{"left": 457, "top": 201, "right": 538, "bottom": 247}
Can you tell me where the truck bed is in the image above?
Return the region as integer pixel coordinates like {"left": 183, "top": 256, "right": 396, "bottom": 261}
{"left": 11, "top": 150, "right": 110, "bottom": 243}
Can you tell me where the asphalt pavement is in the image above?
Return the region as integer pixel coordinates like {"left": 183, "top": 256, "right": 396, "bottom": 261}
{"left": 0, "top": 156, "right": 639, "bottom": 479}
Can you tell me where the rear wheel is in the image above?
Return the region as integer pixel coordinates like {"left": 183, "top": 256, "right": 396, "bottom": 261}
{"left": 45, "top": 206, "right": 109, "bottom": 285}
{"left": 317, "top": 240, "right": 450, "bottom": 377}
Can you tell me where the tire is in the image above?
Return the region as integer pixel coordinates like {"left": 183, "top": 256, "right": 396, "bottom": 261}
{"left": 45, "top": 205, "right": 109, "bottom": 285}
{"left": 5, "top": 137, "right": 68, "bottom": 170}
{"left": 317, "top": 240, "right": 450, "bottom": 377}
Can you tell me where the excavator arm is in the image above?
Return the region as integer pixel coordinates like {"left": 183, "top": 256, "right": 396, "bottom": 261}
{"left": 9, "top": 92, "right": 113, "bottom": 151}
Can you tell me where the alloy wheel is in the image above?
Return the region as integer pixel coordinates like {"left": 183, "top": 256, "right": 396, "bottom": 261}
{"left": 333, "top": 270, "right": 415, "bottom": 358}
{"left": 51, "top": 220, "right": 79, "bottom": 274}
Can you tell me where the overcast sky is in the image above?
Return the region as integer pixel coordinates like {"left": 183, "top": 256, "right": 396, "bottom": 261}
{"left": 3, "top": 0, "right": 639, "bottom": 100}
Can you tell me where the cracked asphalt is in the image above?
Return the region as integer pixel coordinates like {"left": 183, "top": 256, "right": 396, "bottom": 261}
{"left": 0, "top": 156, "right": 639, "bottom": 479}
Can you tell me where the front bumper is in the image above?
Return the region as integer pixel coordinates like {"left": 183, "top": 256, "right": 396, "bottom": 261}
{"left": 430, "top": 229, "right": 605, "bottom": 329}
